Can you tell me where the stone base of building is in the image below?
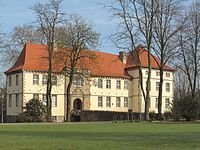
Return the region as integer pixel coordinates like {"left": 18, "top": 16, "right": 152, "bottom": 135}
{"left": 80, "top": 110, "right": 144, "bottom": 122}
{"left": 6, "top": 115, "right": 18, "bottom": 123}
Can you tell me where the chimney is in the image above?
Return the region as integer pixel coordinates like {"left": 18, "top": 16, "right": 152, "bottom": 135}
{"left": 119, "top": 51, "right": 127, "bottom": 64}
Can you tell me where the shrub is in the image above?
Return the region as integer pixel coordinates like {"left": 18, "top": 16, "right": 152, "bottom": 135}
{"left": 19, "top": 99, "right": 47, "bottom": 122}
{"left": 149, "top": 111, "right": 156, "bottom": 120}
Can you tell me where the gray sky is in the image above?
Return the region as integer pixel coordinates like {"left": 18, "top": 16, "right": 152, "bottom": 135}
{"left": 0, "top": 0, "right": 118, "bottom": 54}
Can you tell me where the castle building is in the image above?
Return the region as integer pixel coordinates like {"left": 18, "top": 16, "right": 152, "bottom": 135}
{"left": 5, "top": 43, "right": 174, "bottom": 122}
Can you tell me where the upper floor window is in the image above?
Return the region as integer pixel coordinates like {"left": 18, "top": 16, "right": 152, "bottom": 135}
{"left": 9, "top": 76, "right": 12, "bottom": 87}
{"left": 98, "top": 96, "right": 103, "bottom": 107}
{"left": 166, "top": 83, "right": 170, "bottom": 92}
{"left": 98, "top": 79, "right": 103, "bottom": 88}
{"left": 52, "top": 76, "right": 57, "bottom": 86}
{"left": 124, "top": 81, "right": 129, "bottom": 90}
{"left": 124, "top": 97, "right": 128, "bottom": 108}
{"left": 166, "top": 72, "right": 170, "bottom": 78}
{"left": 73, "top": 78, "right": 84, "bottom": 86}
{"left": 33, "top": 75, "right": 39, "bottom": 85}
{"left": 42, "top": 75, "right": 48, "bottom": 85}
{"left": 165, "top": 98, "right": 170, "bottom": 109}
{"left": 9, "top": 95, "right": 12, "bottom": 107}
{"left": 16, "top": 94, "right": 19, "bottom": 107}
{"left": 52, "top": 95, "right": 57, "bottom": 107}
{"left": 156, "top": 71, "right": 160, "bottom": 76}
{"left": 106, "top": 80, "right": 111, "bottom": 89}
{"left": 116, "top": 80, "right": 121, "bottom": 89}
{"left": 155, "top": 98, "right": 158, "bottom": 108}
{"left": 116, "top": 97, "right": 121, "bottom": 107}
{"left": 156, "top": 82, "right": 159, "bottom": 91}
{"left": 106, "top": 97, "right": 111, "bottom": 107}
{"left": 33, "top": 94, "right": 39, "bottom": 100}
{"left": 16, "top": 75, "right": 19, "bottom": 86}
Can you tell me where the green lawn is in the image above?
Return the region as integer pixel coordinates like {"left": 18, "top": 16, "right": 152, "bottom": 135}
{"left": 0, "top": 122, "right": 200, "bottom": 150}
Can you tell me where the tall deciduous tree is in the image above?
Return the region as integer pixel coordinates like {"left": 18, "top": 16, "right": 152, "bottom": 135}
{"left": 107, "top": 0, "right": 157, "bottom": 120}
{"left": 55, "top": 15, "right": 100, "bottom": 122}
{"left": 32, "top": 0, "right": 65, "bottom": 121}
{"left": 177, "top": 0, "right": 200, "bottom": 99}
{"left": 152, "top": 0, "right": 183, "bottom": 119}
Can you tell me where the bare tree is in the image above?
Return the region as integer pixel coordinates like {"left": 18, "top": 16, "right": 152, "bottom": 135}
{"left": 107, "top": 0, "right": 157, "bottom": 120}
{"left": 32, "top": 0, "right": 65, "bottom": 121}
{"left": 177, "top": 0, "right": 200, "bottom": 99}
{"left": 152, "top": 0, "right": 183, "bottom": 119}
{"left": 54, "top": 15, "right": 100, "bottom": 122}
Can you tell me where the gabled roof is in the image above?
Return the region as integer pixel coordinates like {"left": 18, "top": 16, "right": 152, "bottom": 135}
{"left": 5, "top": 43, "right": 174, "bottom": 78}
{"left": 125, "top": 47, "right": 175, "bottom": 71}
{"left": 5, "top": 43, "right": 130, "bottom": 79}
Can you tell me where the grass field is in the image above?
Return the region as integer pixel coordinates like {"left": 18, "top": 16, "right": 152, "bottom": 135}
{"left": 0, "top": 122, "right": 200, "bottom": 150}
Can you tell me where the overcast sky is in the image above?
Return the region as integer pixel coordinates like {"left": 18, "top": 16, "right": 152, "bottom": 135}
{"left": 0, "top": 0, "right": 118, "bottom": 54}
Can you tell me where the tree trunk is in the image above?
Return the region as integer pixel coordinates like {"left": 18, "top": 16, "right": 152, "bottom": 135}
{"left": 158, "top": 68, "right": 163, "bottom": 120}
{"left": 46, "top": 46, "right": 52, "bottom": 122}
{"left": 66, "top": 74, "right": 73, "bottom": 122}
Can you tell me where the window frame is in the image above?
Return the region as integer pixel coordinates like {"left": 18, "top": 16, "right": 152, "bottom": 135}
{"left": 52, "top": 95, "right": 57, "bottom": 107}
{"left": 116, "top": 97, "right": 121, "bottom": 107}
{"left": 156, "top": 82, "right": 159, "bottom": 91}
{"left": 106, "top": 79, "right": 111, "bottom": 89}
{"left": 16, "top": 75, "right": 19, "bottom": 86}
{"left": 52, "top": 75, "right": 57, "bottom": 86}
{"left": 9, "top": 95, "right": 12, "bottom": 107}
{"left": 98, "top": 96, "right": 103, "bottom": 107}
{"left": 106, "top": 97, "right": 111, "bottom": 107}
{"left": 124, "top": 97, "right": 128, "bottom": 108}
{"left": 166, "top": 83, "right": 170, "bottom": 92}
{"left": 33, "top": 75, "right": 39, "bottom": 85}
{"left": 116, "top": 80, "right": 121, "bottom": 89}
{"left": 42, "top": 75, "right": 48, "bottom": 85}
{"left": 124, "top": 80, "right": 129, "bottom": 90}
{"left": 165, "top": 98, "right": 170, "bottom": 109}
{"left": 9, "top": 76, "right": 12, "bottom": 87}
{"left": 98, "top": 79, "right": 103, "bottom": 88}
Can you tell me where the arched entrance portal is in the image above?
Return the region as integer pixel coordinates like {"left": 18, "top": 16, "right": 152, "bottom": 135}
{"left": 72, "top": 98, "right": 82, "bottom": 122}
{"left": 73, "top": 98, "right": 82, "bottom": 110}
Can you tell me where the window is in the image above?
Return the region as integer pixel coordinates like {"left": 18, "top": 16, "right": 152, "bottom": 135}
{"left": 156, "top": 82, "right": 160, "bottom": 91}
{"left": 166, "top": 83, "right": 170, "bottom": 92}
{"left": 166, "top": 72, "right": 170, "bottom": 77}
{"left": 165, "top": 98, "right": 170, "bottom": 109}
{"left": 124, "top": 97, "right": 128, "bottom": 107}
{"left": 9, "top": 76, "right": 12, "bottom": 87}
{"left": 52, "top": 95, "right": 57, "bottom": 107}
{"left": 73, "top": 78, "right": 84, "bottom": 86}
{"left": 9, "top": 95, "right": 12, "bottom": 107}
{"left": 156, "top": 71, "right": 160, "bottom": 76}
{"left": 155, "top": 98, "right": 158, "bottom": 108}
{"left": 106, "top": 80, "right": 111, "bottom": 89}
{"left": 16, "top": 94, "right": 19, "bottom": 107}
{"left": 124, "top": 81, "right": 129, "bottom": 90}
{"left": 106, "top": 97, "right": 111, "bottom": 107}
{"left": 33, "top": 94, "right": 39, "bottom": 100}
{"left": 98, "top": 97, "right": 103, "bottom": 107}
{"left": 16, "top": 75, "right": 19, "bottom": 86}
{"left": 33, "top": 75, "right": 39, "bottom": 85}
{"left": 116, "top": 80, "right": 121, "bottom": 89}
{"left": 116, "top": 97, "right": 121, "bottom": 107}
{"left": 98, "top": 79, "right": 103, "bottom": 88}
{"left": 149, "top": 98, "right": 151, "bottom": 108}
{"left": 52, "top": 76, "right": 57, "bottom": 85}
{"left": 77, "top": 78, "right": 84, "bottom": 86}
{"left": 42, "top": 75, "right": 48, "bottom": 85}
{"left": 42, "top": 94, "right": 47, "bottom": 106}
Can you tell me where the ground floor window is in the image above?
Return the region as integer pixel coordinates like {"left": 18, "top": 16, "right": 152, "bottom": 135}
{"left": 52, "top": 95, "right": 57, "bottom": 107}
{"left": 106, "top": 97, "right": 111, "bottom": 107}
{"left": 98, "top": 97, "right": 103, "bottom": 107}
{"left": 116, "top": 97, "right": 121, "bottom": 107}
{"left": 124, "top": 97, "right": 128, "bottom": 108}
{"left": 165, "top": 98, "right": 170, "bottom": 109}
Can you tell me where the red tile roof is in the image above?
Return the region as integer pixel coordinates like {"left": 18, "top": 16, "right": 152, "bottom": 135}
{"left": 125, "top": 47, "right": 175, "bottom": 71}
{"left": 5, "top": 43, "right": 174, "bottom": 78}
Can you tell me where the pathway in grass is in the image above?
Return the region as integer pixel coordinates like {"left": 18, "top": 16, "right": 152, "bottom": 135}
{"left": 0, "top": 122, "right": 200, "bottom": 150}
